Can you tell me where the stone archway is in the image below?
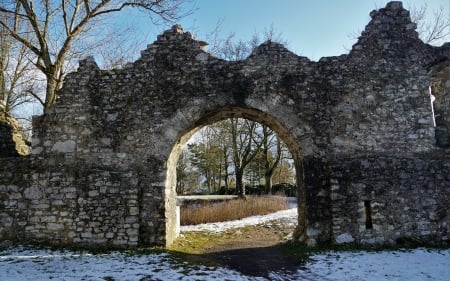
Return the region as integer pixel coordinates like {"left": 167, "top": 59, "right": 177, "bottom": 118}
{"left": 1, "top": 2, "right": 449, "bottom": 249}
{"left": 163, "top": 107, "right": 306, "bottom": 246}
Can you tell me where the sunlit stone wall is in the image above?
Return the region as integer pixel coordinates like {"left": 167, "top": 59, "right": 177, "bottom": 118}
{"left": 1, "top": 1, "right": 449, "bottom": 248}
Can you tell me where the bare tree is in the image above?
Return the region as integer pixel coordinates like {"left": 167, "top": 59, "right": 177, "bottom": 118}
{"left": 187, "top": 126, "right": 226, "bottom": 193}
{"left": 205, "top": 22, "right": 287, "bottom": 61}
{"left": 176, "top": 149, "right": 188, "bottom": 194}
{"left": 272, "top": 155, "right": 295, "bottom": 185}
{"left": 409, "top": 3, "right": 450, "bottom": 45}
{"left": 1, "top": 6, "right": 43, "bottom": 119}
{"left": 229, "top": 118, "right": 263, "bottom": 196}
{"left": 207, "top": 120, "right": 232, "bottom": 191}
{"left": 260, "top": 124, "right": 282, "bottom": 194}
{"left": 0, "top": 0, "right": 190, "bottom": 111}
{"left": 95, "top": 21, "right": 151, "bottom": 69}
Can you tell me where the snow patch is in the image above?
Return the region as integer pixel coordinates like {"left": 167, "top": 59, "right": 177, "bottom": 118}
{"left": 335, "top": 233, "right": 355, "bottom": 244}
{"left": 1, "top": 246, "right": 449, "bottom": 280}
{"left": 181, "top": 208, "right": 298, "bottom": 233}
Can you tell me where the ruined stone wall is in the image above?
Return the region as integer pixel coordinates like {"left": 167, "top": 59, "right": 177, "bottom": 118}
{"left": 28, "top": 25, "right": 323, "bottom": 246}
{"left": 326, "top": 2, "right": 438, "bottom": 156}
{"left": 0, "top": 157, "right": 144, "bottom": 247}
{"left": 330, "top": 153, "right": 449, "bottom": 246}
{"left": 0, "top": 158, "right": 30, "bottom": 241}
{"left": 0, "top": 1, "right": 449, "bottom": 248}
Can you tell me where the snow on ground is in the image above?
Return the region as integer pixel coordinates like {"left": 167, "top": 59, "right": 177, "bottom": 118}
{"left": 180, "top": 207, "right": 298, "bottom": 233}
{"left": 1, "top": 246, "right": 449, "bottom": 281}
{"left": 0, "top": 246, "right": 249, "bottom": 281}
{"left": 1, "top": 207, "right": 449, "bottom": 281}
{"left": 305, "top": 248, "right": 450, "bottom": 281}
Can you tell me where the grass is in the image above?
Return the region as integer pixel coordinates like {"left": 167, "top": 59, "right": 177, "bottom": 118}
{"left": 168, "top": 231, "right": 230, "bottom": 254}
{"left": 180, "top": 196, "right": 289, "bottom": 226}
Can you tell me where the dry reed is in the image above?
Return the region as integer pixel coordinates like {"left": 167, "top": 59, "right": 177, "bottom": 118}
{"left": 180, "top": 196, "right": 289, "bottom": 225}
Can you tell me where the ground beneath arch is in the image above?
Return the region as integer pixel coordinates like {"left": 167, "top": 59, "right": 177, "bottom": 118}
{"left": 171, "top": 207, "right": 301, "bottom": 277}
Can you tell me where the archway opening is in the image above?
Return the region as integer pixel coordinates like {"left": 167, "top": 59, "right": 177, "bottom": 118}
{"left": 164, "top": 107, "right": 306, "bottom": 247}
{"left": 177, "top": 118, "right": 296, "bottom": 197}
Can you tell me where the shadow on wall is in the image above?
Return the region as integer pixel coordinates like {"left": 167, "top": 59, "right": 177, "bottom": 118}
{"left": 0, "top": 116, "right": 30, "bottom": 157}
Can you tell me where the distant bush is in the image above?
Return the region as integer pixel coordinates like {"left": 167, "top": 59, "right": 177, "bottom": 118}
{"left": 180, "top": 196, "right": 289, "bottom": 225}
{"left": 245, "top": 185, "right": 264, "bottom": 195}
{"left": 216, "top": 186, "right": 237, "bottom": 195}
{"left": 215, "top": 184, "right": 297, "bottom": 196}
{"left": 271, "top": 183, "right": 297, "bottom": 197}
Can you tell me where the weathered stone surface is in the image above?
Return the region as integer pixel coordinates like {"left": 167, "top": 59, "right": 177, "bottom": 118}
{"left": 0, "top": 116, "right": 30, "bottom": 157}
{"left": 51, "top": 140, "right": 76, "bottom": 153}
{"left": 0, "top": 2, "right": 449, "bottom": 248}
{"left": 23, "top": 187, "right": 43, "bottom": 200}
{"left": 330, "top": 154, "right": 449, "bottom": 246}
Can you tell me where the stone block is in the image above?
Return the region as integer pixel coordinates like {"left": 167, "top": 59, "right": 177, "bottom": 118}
{"left": 51, "top": 140, "right": 76, "bottom": 153}
{"left": 23, "top": 186, "right": 43, "bottom": 200}
{"left": 88, "top": 190, "right": 99, "bottom": 197}
{"left": 47, "top": 223, "right": 63, "bottom": 230}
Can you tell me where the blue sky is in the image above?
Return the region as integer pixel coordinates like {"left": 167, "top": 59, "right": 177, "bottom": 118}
{"left": 130, "top": 0, "right": 450, "bottom": 61}
{"left": 19, "top": 1, "right": 450, "bottom": 118}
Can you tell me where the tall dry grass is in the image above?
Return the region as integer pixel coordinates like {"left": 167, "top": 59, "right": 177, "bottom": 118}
{"left": 180, "top": 196, "right": 289, "bottom": 225}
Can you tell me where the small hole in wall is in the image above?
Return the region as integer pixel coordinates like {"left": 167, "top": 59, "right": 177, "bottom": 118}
{"left": 364, "top": 200, "right": 373, "bottom": 230}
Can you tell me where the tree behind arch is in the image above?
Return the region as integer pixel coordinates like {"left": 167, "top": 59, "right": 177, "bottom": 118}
{"left": 0, "top": 0, "right": 190, "bottom": 111}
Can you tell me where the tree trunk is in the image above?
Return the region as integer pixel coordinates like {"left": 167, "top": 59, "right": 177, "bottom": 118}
{"left": 176, "top": 180, "right": 182, "bottom": 194}
{"left": 224, "top": 163, "right": 229, "bottom": 190}
{"left": 264, "top": 173, "right": 273, "bottom": 194}
{"left": 0, "top": 42, "right": 6, "bottom": 116}
{"left": 0, "top": 60, "right": 5, "bottom": 106}
{"left": 222, "top": 148, "right": 229, "bottom": 190}
{"left": 44, "top": 73, "right": 58, "bottom": 111}
{"left": 235, "top": 169, "right": 245, "bottom": 196}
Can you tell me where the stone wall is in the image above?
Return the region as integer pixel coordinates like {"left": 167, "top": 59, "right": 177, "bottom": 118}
{"left": 0, "top": 158, "right": 146, "bottom": 247}
{"left": 0, "top": 158, "right": 30, "bottom": 241}
{"left": 0, "top": 1, "right": 449, "bottom": 248}
{"left": 330, "top": 153, "right": 449, "bottom": 246}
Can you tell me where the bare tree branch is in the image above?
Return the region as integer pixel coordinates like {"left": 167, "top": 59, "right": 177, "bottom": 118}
{"left": 409, "top": 4, "right": 450, "bottom": 45}
{"left": 62, "top": 0, "right": 70, "bottom": 35}
{"left": 83, "top": 0, "right": 91, "bottom": 15}
{"left": 1, "top": 0, "right": 192, "bottom": 111}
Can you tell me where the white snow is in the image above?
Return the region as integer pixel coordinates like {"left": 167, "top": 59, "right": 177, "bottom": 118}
{"left": 0, "top": 247, "right": 248, "bottom": 281}
{"left": 180, "top": 207, "right": 298, "bottom": 233}
{"left": 304, "top": 248, "right": 450, "bottom": 281}
{"left": 1, "top": 207, "right": 449, "bottom": 281}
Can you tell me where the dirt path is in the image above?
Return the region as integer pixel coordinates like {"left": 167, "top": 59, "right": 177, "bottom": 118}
{"left": 171, "top": 221, "right": 303, "bottom": 277}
